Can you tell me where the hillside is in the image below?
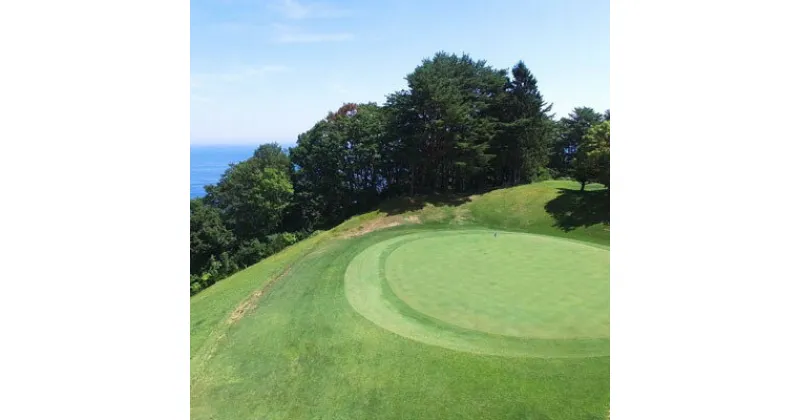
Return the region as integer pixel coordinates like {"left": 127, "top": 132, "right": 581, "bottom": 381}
{"left": 191, "top": 180, "right": 610, "bottom": 420}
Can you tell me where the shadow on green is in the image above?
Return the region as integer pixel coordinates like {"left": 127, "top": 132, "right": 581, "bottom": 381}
{"left": 376, "top": 194, "right": 473, "bottom": 215}
{"left": 544, "top": 188, "right": 609, "bottom": 232}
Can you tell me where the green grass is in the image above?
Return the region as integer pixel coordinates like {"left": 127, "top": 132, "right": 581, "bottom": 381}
{"left": 463, "top": 180, "right": 609, "bottom": 245}
{"left": 345, "top": 229, "right": 609, "bottom": 359}
{"left": 385, "top": 231, "right": 609, "bottom": 339}
{"left": 191, "top": 180, "right": 610, "bottom": 420}
{"left": 190, "top": 231, "right": 330, "bottom": 358}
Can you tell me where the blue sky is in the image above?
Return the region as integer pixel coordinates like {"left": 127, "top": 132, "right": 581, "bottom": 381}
{"left": 191, "top": 0, "right": 609, "bottom": 145}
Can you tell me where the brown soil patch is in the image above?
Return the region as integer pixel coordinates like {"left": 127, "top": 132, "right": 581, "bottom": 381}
{"left": 404, "top": 215, "right": 421, "bottom": 224}
{"left": 227, "top": 264, "right": 293, "bottom": 325}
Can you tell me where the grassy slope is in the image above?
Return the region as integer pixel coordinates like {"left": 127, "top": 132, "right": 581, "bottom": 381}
{"left": 461, "top": 181, "right": 608, "bottom": 245}
{"left": 190, "top": 232, "right": 330, "bottom": 358}
{"left": 191, "top": 180, "right": 610, "bottom": 420}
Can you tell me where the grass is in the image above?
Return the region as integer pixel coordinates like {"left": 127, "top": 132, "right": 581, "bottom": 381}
{"left": 384, "top": 231, "right": 609, "bottom": 339}
{"left": 464, "top": 180, "right": 609, "bottom": 244}
{"left": 191, "top": 180, "right": 610, "bottom": 420}
{"left": 345, "top": 229, "right": 609, "bottom": 359}
{"left": 190, "top": 231, "right": 330, "bottom": 358}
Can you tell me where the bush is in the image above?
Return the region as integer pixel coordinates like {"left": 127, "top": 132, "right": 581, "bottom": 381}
{"left": 190, "top": 274, "right": 204, "bottom": 295}
{"left": 191, "top": 281, "right": 204, "bottom": 295}
{"left": 274, "top": 232, "right": 298, "bottom": 249}
{"left": 547, "top": 168, "right": 567, "bottom": 180}
{"left": 205, "top": 255, "right": 222, "bottom": 280}
{"left": 293, "top": 229, "right": 318, "bottom": 242}
{"left": 532, "top": 166, "right": 552, "bottom": 182}
{"left": 234, "top": 238, "right": 270, "bottom": 267}
{"left": 218, "top": 251, "right": 239, "bottom": 278}
{"left": 191, "top": 230, "right": 307, "bottom": 296}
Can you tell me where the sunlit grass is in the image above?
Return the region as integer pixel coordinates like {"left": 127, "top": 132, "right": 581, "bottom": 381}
{"left": 191, "top": 180, "right": 610, "bottom": 419}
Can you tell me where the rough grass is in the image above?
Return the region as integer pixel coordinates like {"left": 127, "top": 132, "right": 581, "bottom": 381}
{"left": 352, "top": 180, "right": 609, "bottom": 245}
{"left": 190, "top": 232, "right": 329, "bottom": 358}
{"left": 191, "top": 180, "right": 610, "bottom": 420}
{"left": 464, "top": 180, "right": 609, "bottom": 244}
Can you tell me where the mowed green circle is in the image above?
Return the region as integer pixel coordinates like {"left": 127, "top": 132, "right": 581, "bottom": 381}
{"left": 384, "top": 232, "right": 609, "bottom": 339}
{"left": 344, "top": 230, "right": 610, "bottom": 358}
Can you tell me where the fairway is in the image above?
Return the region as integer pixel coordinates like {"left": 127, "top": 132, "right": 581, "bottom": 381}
{"left": 345, "top": 230, "right": 610, "bottom": 358}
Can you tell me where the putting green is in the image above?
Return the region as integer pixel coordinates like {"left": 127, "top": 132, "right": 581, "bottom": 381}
{"left": 344, "top": 230, "right": 610, "bottom": 358}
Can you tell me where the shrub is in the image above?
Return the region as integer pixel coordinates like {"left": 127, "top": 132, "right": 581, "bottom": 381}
{"left": 532, "top": 166, "right": 552, "bottom": 182}
{"left": 191, "top": 281, "right": 203, "bottom": 295}
{"left": 218, "top": 251, "right": 239, "bottom": 278}
{"left": 233, "top": 238, "right": 271, "bottom": 267}
{"left": 191, "top": 230, "right": 309, "bottom": 295}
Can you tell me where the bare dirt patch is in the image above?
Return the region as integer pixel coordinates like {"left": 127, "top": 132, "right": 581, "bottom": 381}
{"left": 227, "top": 265, "right": 292, "bottom": 325}
{"left": 404, "top": 215, "right": 421, "bottom": 224}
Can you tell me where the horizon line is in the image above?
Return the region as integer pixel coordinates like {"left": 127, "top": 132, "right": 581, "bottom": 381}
{"left": 191, "top": 140, "right": 298, "bottom": 147}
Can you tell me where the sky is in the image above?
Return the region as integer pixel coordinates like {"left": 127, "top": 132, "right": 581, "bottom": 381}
{"left": 190, "top": 0, "right": 609, "bottom": 145}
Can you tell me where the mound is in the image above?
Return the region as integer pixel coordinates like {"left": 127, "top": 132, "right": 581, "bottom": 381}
{"left": 344, "top": 230, "right": 610, "bottom": 358}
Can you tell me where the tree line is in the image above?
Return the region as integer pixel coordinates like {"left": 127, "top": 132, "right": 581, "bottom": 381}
{"left": 190, "top": 51, "right": 610, "bottom": 295}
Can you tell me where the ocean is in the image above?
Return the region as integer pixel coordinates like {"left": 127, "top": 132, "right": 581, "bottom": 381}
{"left": 190, "top": 144, "right": 259, "bottom": 198}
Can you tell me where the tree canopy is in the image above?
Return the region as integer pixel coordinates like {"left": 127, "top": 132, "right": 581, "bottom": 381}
{"left": 581, "top": 120, "right": 610, "bottom": 188}
{"left": 205, "top": 157, "right": 293, "bottom": 240}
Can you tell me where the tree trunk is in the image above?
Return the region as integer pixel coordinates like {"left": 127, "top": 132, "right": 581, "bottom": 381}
{"left": 580, "top": 180, "right": 586, "bottom": 191}
{"left": 410, "top": 166, "right": 415, "bottom": 196}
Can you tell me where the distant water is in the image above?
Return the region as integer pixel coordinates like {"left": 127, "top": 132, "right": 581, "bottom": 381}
{"left": 190, "top": 145, "right": 258, "bottom": 198}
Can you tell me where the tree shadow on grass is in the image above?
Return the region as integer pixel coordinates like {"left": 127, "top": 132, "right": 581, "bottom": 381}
{"left": 544, "top": 188, "right": 610, "bottom": 232}
{"left": 376, "top": 193, "right": 474, "bottom": 216}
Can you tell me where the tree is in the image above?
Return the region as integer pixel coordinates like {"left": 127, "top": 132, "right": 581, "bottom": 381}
{"left": 583, "top": 120, "right": 610, "bottom": 188}
{"left": 326, "top": 102, "right": 358, "bottom": 121}
{"left": 572, "top": 146, "right": 598, "bottom": 191}
{"left": 383, "top": 90, "right": 420, "bottom": 195}
{"left": 549, "top": 107, "right": 603, "bottom": 181}
{"left": 571, "top": 120, "right": 610, "bottom": 191}
{"left": 490, "top": 61, "right": 554, "bottom": 185}
{"left": 253, "top": 142, "right": 293, "bottom": 176}
{"left": 385, "top": 52, "right": 508, "bottom": 194}
{"left": 290, "top": 102, "right": 386, "bottom": 228}
{"left": 205, "top": 157, "right": 294, "bottom": 240}
{"left": 190, "top": 198, "right": 235, "bottom": 275}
